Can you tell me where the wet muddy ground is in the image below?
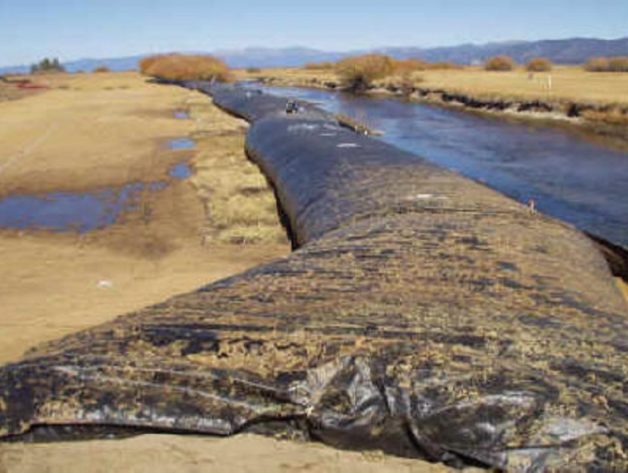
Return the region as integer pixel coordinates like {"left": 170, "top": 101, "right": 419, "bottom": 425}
{"left": 0, "top": 135, "right": 194, "bottom": 233}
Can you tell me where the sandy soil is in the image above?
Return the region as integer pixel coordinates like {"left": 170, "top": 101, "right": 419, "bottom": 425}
{"left": 0, "top": 230, "right": 285, "bottom": 363}
{"left": 0, "top": 72, "right": 195, "bottom": 196}
{"left": 0, "top": 434, "right": 454, "bottom": 473}
{"left": 0, "top": 72, "right": 453, "bottom": 472}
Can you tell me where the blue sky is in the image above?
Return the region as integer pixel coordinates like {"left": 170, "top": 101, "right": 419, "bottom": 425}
{"left": 0, "top": 0, "right": 627, "bottom": 66}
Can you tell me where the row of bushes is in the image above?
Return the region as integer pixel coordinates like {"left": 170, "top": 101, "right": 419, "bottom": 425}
{"left": 332, "top": 54, "right": 556, "bottom": 90}
{"left": 484, "top": 55, "right": 628, "bottom": 72}
{"left": 333, "top": 55, "right": 470, "bottom": 91}
{"left": 139, "top": 54, "right": 231, "bottom": 82}
{"left": 484, "top": 56, "right": 553, "bottom": 71}
{"left": 315, "top": 54, "right": 628, "bottom": 90}
{"left": 305, "top": 57, "right": 461, "bottom": 74}
{"left": 584, "top": 56, "right": 628, "bottom": 72}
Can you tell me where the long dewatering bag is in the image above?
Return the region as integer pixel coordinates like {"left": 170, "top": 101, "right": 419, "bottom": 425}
{"left": 1, "top": 82, "right": 626, "bottom": 471}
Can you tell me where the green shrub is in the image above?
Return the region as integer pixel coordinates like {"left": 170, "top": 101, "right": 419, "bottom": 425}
{"left": 31, "top": 57, "right": 65, "bottom": 74}
{"left": 526, "top": 57, "right": 552, "bottom": 72}
{"left": 484, "top": 55, "right": 516, "bottom": 71}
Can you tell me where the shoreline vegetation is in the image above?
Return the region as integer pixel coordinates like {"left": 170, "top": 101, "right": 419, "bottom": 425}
{"left": 235, "top": 55, "right": 628, "bottom": 148}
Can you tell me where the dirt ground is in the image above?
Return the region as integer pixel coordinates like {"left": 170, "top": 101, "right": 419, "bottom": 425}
{"left": 0, "top": 434, "right": 455, "bottom": 473}
{"left": 1, "top": 72, "right": 196, "bottom": 196}
{"left": 0, "top": 72, "right": 289, "bottom": 364}
{"left": 0, "top": 72, "right": 455, "bottom": 472}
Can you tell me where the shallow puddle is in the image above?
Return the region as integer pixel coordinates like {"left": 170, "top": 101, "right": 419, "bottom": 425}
{"left": 0, "top": 166, "right": 190, "bottom": 233}
{"left": 169, "top": 137, "right": 195, "bottom": 150}
{"left": 169, "top": 162, "right": 192, "bottom": 179}
{"left": 0, "top": 183, "right": 146, "bottom": 233}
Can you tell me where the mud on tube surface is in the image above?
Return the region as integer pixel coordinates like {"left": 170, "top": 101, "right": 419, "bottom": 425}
{"left": 1, "top": 82, "right": 626, "bottom": 471}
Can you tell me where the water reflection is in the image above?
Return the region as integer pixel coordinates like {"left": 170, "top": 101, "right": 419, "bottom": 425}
{"left": 169, "top": 162, "right": 192, "bottom": 179}
{"left": 0, "top": 163, "right": 190, "bottom": 233}
{"left": 0, "top": 183, "right": 145, "bottom": 233}
{"left": 169, "top": 137, "right": 195, "bottom": 150}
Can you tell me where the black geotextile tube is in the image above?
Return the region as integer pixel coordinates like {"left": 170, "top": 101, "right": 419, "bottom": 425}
{"left": 0, "top": 82, "right": 627, "bottom": 471}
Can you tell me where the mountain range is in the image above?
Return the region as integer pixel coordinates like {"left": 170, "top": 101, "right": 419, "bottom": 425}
{"left": 1, "top": 37, "right": 627, "bottom": 74}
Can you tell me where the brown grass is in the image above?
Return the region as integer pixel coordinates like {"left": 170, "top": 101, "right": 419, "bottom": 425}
{"left": 580, "top": 108, "right": 628, "bottom": 126}
{"left": 0, "top": 80, "right": 39, "bottom": 102}
{"left": 242, "top": 66, "right": 628, "bottom": 107}
{"left": 392, "top": 59, "right": 426, "bottom": 74}
{"left": 303, "top": 61, "right": 335, "bottom": 70}
{"left": 93, "top": 66, "right": 111, "bottom": 73}
{"left": 139, "top": 54, "right": 232, "bottom": 82}
{"left": 185, "top": 97, "right": 287, "bottom": 245}
{"left": 526, "top": 57, "right": 552, "bottom": 72}
{"left": 484, "top": 55, "right": 516, "bottom": 71}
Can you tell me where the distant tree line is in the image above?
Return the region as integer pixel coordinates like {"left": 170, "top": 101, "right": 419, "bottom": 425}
{"left": 584, "top": 56, "right": 628, "bottom": 72}
{"left": 31, "top": 57, "right": 65, "bottom": 74}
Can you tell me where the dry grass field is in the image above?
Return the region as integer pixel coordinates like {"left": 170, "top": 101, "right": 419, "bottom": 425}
{"left": 399, "top": 67, "right": 628, "bottom": 105}
{"left": 238, "top": 65, "right": 628, "bottom": 105}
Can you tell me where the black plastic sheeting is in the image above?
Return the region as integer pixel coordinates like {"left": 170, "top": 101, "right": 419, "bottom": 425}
{"left": 0, "top": 82, "right": 626, "bottom": 471}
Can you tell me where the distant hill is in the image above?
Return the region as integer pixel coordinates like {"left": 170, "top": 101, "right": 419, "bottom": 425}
{"left": 376, "top": 37, "right": 628, "bottom": 65}
{"left": 212, "top": 47, "right": 346, "bottom": 68}
{"left": 1, "top": 37, "right": 626, "bottom": 74}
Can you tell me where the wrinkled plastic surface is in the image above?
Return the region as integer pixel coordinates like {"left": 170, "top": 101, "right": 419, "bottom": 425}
{"left": 1, "top": 82, "right": 626, "bottom": 471}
